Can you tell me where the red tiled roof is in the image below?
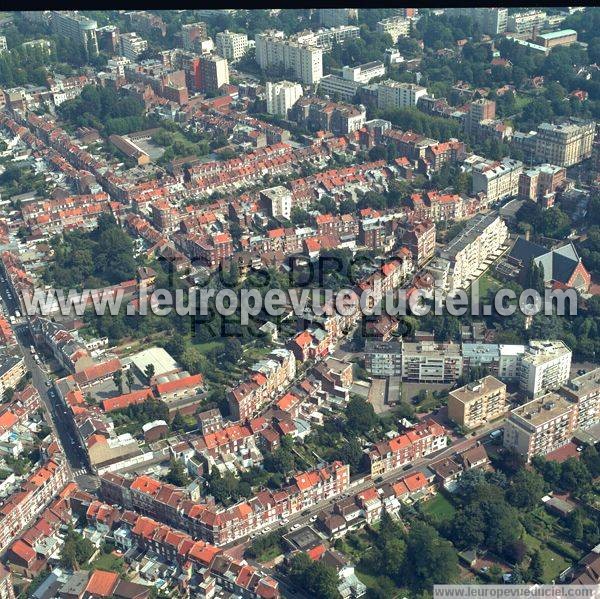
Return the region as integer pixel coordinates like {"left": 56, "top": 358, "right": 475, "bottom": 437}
{"left": 85, "top": 570, "right": 119, "bottom": 597}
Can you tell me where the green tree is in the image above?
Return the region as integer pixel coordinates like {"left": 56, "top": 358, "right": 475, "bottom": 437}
{"left": 403, "top": 521, "right": 458, "bottom": 591}
{"left": 506, "top": 468, "right": 546, "bottom": 510}
{"left": 171, "top": 410, "right": 186, "bottom": 432}
{"left": 144, "top": 363, "right": 155, "bottom": 380}
{"left": 529, "top": 550, "right": 543, "bottom": 582}
{"left": 345, "top": 396, "right": 377, "bottom": 435}
{"left": 164, "top": 458, "right": 190, "bottom": 487}
{"left": 223, "top": 337, "right": 243, "bottom": 365}
{"left": 112, "top": 369, "right": 123, "bottom": 395}
{"left": 125, "top": 369, "right": 134, "bottom": 392}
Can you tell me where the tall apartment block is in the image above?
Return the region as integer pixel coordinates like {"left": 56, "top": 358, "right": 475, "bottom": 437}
{"left": 51, "top": 11, "right": 98, "bottom": 55}
{"left": 401, "top": 341, "right": 463, "bottom": 383}
{"left": 471, "top": 157, "right": 523, "bottom": 202}
{"left": 464, "top": 98, "right": 496, "bottom": 136}
{"left": 181, "top": 22, "right": 208, "bottom": 52}
{"left": 534, "top": 120, "right": 595, "bottom": 167}
{"left": 507, "top": 10, "right": 547, "bottom": 34}
{"left": 376, "top": 17, "right": 411, "bottom": 43}
{"left": 376, "top": 81, "right": 427, "bottom": 111}
{"left": 119, "top": 32, "right": 148, "bottom": 61}
{"left": 560, "top": 368, "right": 600, "bottom": 431}
{"left": 318, "top": 8, "right": 357, "bottom": 27}
{"left": 455, "top": 8, "right": 508, "bottom": 35}
{"left": 255, "top": 31, "right": 323, "bottom": 85}
{"left": 518, "top": 340, "right": 572, "bottom": 398}
{"left": 216, "top": 30, "right": 249, "bottom": 61}
{"left": 504, "top": 392, "right": 577, "bottom": 461}
{"left": 448, "top": 375, "right": 508, "bottom": 429}
{"left": 505, "top": 366, "right": 600, "bottom": 461}
{"left": 265, "top": 80, "right": 303, "bottom": 117}
{"left": 439, "top": 212, "right": 508, "bottom": 292}
{"left": 199, "top": 54, "right": 230, "bottom": 94}
{"left": 402, "top": 220, "right": 436, "bottom": 267}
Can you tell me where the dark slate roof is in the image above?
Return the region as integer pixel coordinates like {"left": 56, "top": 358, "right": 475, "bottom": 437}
{"left": 534, "top": 242, "right": 580, "bottom": 284}
{"left": 510, "top": 237, "right": 581, "bottom": 285}
{"left": 508, "top": 237, "right": 547, "bottom": 266}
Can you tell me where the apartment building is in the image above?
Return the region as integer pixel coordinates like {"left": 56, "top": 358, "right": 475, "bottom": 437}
{"left": 216, "top": 30, "right": 249, "bottom": 61}
{"left": 402, "top": 220, "right": 436, "bottom": 267}
{"left": 228, "top": 349, "right": 296, "bottom": 421}
{"left": 101, "top": 461, "right": 349, "bottom": 546}
{"left": 377, "top": 80, "right": 427, "bottom": 110}
{"left": 260, "top": 185, "right": 292, "bottom": 220}
{"left": 0, "top": 567, "right": 14, "bottom": 599}
{"left": 181, "top": 22, "right": 208, "bottom": 52}
{"left": 342, "top": 61, "right": 386, "bottom": 83}
{"left": 376, "top": 16, "right": 410, "bottom": 43}
{"left": 560, "top": 368, "right": 600, "bottom": 432}
{"left": 401, "top": 341, "right": 463, "bottom": 383}
{"left": 119, "top": 32, "right": 148, "bottom": 61}
{"left": 464, "top": 98, "right": 496, "bottom": 136}
{"left": 0, "top": 355, "right": 26, "bottom": 401}
{"left": 318, "top": 75, "right": 361, "bottom": 102}
{"left": 51, "top": 11, "right": 98, "bottom": 55}
{"left": 0, "top": 455, "right": 69, "bottom": 554}
{"left": 519, "top": 340, "right": 572, "bottom": 398}
{"left": 265, "top": 80, "right": 303, "bottom": 117}
{"left": 365, "top": 339, "right": 402, "bottom": 377}
{"left": 255, "top": 31, "right": 323, "bottom": 85}
{"left": 319, "top": 61, "right": 385, "bottom": 101}
{"left": 455, "top": 8, "right": 508, "bottom": 35}
{"left": 564, "top": 369, "right": 600, "bottom": 434}
{"left": 518, "top": 163, "right": 567, "bottom": 202}
{"left": 439, "top": 212, "right": 508, "bottom": 292}
{"left": 503, "top": 393, "right": 577, "bottom": 461}
{"left": 448, "top": 375, "right": 508, "bottom": 429}
{"left": 198, "top": 54, "right": 229, "bottom": 94}
{"left": 290, "top": 96, "right": 366, "bottom": 135}
{"left": 318, "top": 8, "right": 357, "bottom": 27}
{"left": 535, "top": 29, "right": 577, "bottom": 49}
{"left": 472, "top": 157, "right": 524, "bottom": 202}
{"left": 534, "top": 120, "right": 595, "bottom": 167}
{"left": 507, "top": 10, "right": 547, "bottom": 33}
{"left": 311, "top": 26, "right": 360, "bottom": 49}
{"left": 368, "top": 420, "right": 447, "bottom": 476}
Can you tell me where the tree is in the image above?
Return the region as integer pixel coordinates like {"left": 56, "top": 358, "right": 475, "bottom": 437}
{"left": 164, "top": 458, "right": 190, "bottom": 487}
{"left": 223, "top": 337, "right": 243, "bottom": 365}
{"left": 506, "top": 468, "right": 546, "bottom": 510}
{"left": 289, "top": 552, "right": 341, "bottom": 599}
{"left": 171, "top": 410, "right": 186, "bottom": 432}
{"left": 403, "top": 521, "right": 458, "bottom": 591}
{"left": 144, "top": 363, "right": 155, "bottom": 380}
{"left": 125, "top": 369, "right": 134, "bottom": 392}
{"left": 345, "top": 396, "right": 377, "bottom": 435}
{"left": 529, "top": 550, "right": 543, "bottom": 582}
{"left": 336, "top": 437, "right": 364, "bottom": 475}
{"left": 112, "top": 369, "right": 123, "bottom": 395}
{"left": 567, "top": 510, "right": 584, "bottom": 542}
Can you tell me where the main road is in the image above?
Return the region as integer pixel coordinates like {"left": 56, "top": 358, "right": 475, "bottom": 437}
{"left": 0, "top": 277, "right": 91, "bottom": 483}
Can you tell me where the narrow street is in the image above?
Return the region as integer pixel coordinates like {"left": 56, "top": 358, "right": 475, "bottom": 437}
{"left": 0, "top": 278, "right": 94, "bottom": 487}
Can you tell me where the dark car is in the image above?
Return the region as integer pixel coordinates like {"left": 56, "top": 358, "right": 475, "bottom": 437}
{"left": 402, "top": 463, "right": 413, "bottom": 471}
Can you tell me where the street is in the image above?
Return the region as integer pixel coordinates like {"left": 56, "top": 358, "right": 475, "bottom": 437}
{"left": 0, "top": 278, "right": 91, "bottom": 484}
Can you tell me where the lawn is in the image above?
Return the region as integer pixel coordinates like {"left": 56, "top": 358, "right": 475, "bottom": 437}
{"left": 422, "top": 493, "right": 456, "bottom": 523}
{"left": 195, "top": 341, "right": 224, "bottom": 355}
{"left": 513, "top": 94, "right": 533, "bottom": 112}
{"left": 472, "top": 272, "right": 502, "bottom": 298}
{"left": 92, "top": 552, "right": 125, "bottom": 573}
{"left": 522, "top": 532, "right": 571, "bottom": 582}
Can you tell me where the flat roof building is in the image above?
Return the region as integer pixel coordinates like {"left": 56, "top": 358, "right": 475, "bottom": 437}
{"left": 448, "top": 375, "right": 508, "bottom": 430}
